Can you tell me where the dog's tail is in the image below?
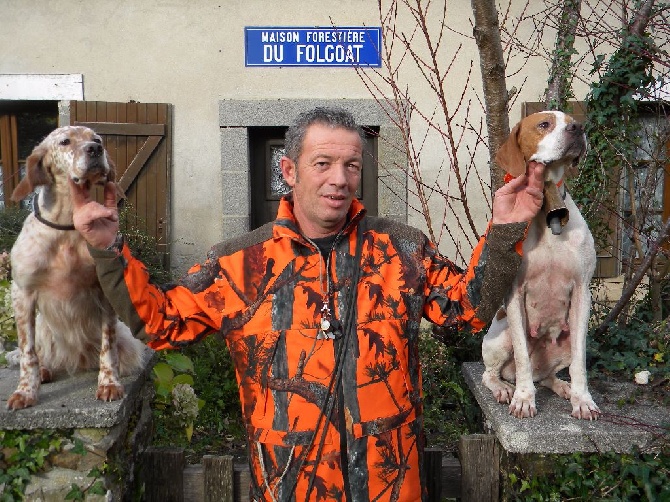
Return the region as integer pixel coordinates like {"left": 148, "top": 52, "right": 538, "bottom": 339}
{"left": 116, "top": 320, "right": 152, "bottom": 376}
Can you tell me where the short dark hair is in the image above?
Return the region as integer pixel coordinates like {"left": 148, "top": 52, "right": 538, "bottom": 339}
{"left": 284, "top": 107, "right": 365, "bottom": 162}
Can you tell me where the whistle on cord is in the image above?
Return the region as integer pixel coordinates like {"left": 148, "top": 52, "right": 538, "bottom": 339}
{"left": 543, "top": 181, "right": 569, "bottom": 235}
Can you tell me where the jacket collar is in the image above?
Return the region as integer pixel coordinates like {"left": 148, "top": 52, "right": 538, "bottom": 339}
{"left": 273, "top": 194, "right": 367, "bottom": 244}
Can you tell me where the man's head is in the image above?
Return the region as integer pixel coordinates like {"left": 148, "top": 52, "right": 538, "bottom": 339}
{"left": 281, "top": 107, "right": 365, "bottom": 238}
{"left": 284, "top": 107, "right": 365, "bottom": 163}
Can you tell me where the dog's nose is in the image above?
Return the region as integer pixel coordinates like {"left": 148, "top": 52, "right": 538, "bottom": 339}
{"left": 566, "top": 122, "right": 583, "bottom": 134}
{"left": 86, "top": 143, "right": 103, "bottom": 158}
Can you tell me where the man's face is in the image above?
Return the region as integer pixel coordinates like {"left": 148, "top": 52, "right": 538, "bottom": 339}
{"left": 281, "top": 123, "right": 363, "bottom": 238}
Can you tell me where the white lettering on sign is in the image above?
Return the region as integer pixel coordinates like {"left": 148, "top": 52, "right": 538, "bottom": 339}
{"left": 261, "top": 31, "right": 300, "bottom": 43}
{"left": 305, "top": 30, "right": 367, "bottom": 43}
{"left": 263, "top": 45, "right": 284, "bottom": 62}
{"left": 296, "top": 44, "right": 364, "bottom": 63}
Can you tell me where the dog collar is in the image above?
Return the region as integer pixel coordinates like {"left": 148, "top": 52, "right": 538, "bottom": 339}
{"left": 503, "top": 173, "right": 564, "bottom": 187}
{"left": 33, "top": 197, "right": 76, "bottom": 231}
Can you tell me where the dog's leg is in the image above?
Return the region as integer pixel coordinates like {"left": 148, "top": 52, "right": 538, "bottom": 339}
{"left": 568, "top": 283, "right": 600, "bottom": 420}
{"left": 482, "top": 314, "right": 516, "bottom": 403}
{"left": 96, "top": 312, "right": 125, "bottom": 401}
{"left": 506, "top": 293, "right": 537, "bottom": 418}
{"left": 8, "top": 285, "right": 41, "bottom": 410}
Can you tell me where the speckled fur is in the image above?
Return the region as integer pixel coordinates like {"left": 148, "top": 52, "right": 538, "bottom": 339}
{"left": 7, "top": 126, "right": 146, "bottom": 410}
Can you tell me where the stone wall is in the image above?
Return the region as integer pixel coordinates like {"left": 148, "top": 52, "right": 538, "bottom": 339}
{"left": 0, "top": 349, "right": 155, "bottom": 501}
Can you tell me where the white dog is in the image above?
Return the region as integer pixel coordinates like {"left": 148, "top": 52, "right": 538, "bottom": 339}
{"left": 8, "top": 126, "right": 146, "bottom": 410}
{"left": 481, "top": 111, "right": 600, "bottom": 420}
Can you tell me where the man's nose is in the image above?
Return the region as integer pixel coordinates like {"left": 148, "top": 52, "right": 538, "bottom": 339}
{"left": 329, "top": 163, "right": 349, "bottom": 186}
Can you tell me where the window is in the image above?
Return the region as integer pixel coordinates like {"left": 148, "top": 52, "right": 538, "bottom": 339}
{"left": 0, "top": 101, "right": 58, "bottom": 208}
{"left": 621, "top": 109, "right": 670, "bottom": 268}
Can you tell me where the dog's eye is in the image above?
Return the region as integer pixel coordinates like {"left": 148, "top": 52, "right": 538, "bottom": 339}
{"left": 59, "top": 138, "right": 70, "bottom": 146}
{"left": 538, "top": 121, "right": 550, "bottom": 129}
{"left": 93, "top": 137, "right": 102, "bottom": 144}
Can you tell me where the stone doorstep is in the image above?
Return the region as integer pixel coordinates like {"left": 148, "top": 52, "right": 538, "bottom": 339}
{"left": 462, "top": 361, "right": 669, "bottom": 454}
{"left": 0, "top": 347, "right": 156, "bottom": 430}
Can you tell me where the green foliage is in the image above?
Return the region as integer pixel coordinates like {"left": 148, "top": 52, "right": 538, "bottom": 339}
{"left": 186, "top": 336, "right": 242, "bottom": 439}
{"left": 419, "top": 328, "right": 482, "bottom": 448}
{"left": 0, "top": 208, "right": 27, "bottom": 348}
{"left": 119, "top": 205, "right": 171, "bottom": 284}
{"left": 65, "top": 465, "right": 107, "bottom": 500}
{"left": 505, "top": 450, "right": 670, "bottom": 501}
{"left": 150, "top": 336, "right": 243, "bottom": 458}
{"left": 0, "top": 253, "right": 16, "bottom": 347}
{"left": 571, "top": 31, "right": 657, "bottom": 248}
{"left": 0, "top": 429, "right": 67, "bottom": 500}
{"left": 0, "top": 207, "right": 29, "bottom": 254}
{"left": 589, "top": 288, "right": 669, "bottom": 381}
{"left": 151, "top": 352, "right": 204, "bottom": 443}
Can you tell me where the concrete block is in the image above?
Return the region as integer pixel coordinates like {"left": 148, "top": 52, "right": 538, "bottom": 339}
{"left": 462, "top": 361, "right": 669, "bottom": 454}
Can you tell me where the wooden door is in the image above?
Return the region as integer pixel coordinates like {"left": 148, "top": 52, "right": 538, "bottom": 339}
{"left": 70, "top": 101, "right": 172, "bottom": 267}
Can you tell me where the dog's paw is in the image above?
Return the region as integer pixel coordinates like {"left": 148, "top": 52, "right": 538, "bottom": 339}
{"left": 7, "top": 391, "right": 37, "bottom": 410}
{"left": 482, "top": 371, "right": 515, "bottom": 403}
{"left": 493, "top": 387, "right": 514, "bottom": 404}
{"left": 571, "top": 395, "right": 601, "bottom": 420}
{"left": 509, "top": 388, "right": 537, "bottom": 418}
{"left": 96, "top": 383, "right": 125, "bottom": 402}
{"left": 540, "top": 376, "right": 571, "bottom": 400}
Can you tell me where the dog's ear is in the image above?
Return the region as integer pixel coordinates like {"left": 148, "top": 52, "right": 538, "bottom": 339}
{"left": 495, "top": 123, "right": 527, "bottom": 178}
{"left": 105, "top": 153, "right": 117, "bottom": 184}
{"left": 11, "top": 146, "right": 51, "bottom": 201}
{"left": 105, "top": 154, "right": 126, "bottom": 201}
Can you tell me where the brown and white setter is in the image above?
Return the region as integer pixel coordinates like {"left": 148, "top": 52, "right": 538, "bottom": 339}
{"left": 8, "top": 126, "right": 146, "bottom": 410}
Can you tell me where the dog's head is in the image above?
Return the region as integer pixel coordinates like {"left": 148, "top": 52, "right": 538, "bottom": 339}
{"left": 495, "top": 111, "right": 586, "bottom": 182}
{"left": 11, "top": 126, "right": 116, "bottom": 202}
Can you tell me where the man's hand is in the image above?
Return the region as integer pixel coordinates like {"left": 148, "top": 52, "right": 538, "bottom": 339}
{"left": 70, "top": 179, "right": 120, "bottom": 249}
{"left": 491, "top": 161, "right": 545, "bottom": 224}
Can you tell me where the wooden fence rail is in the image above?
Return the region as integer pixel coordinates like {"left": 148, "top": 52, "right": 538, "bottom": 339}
{"left": 143, "top": 435, "right": 498, "bottom": 501}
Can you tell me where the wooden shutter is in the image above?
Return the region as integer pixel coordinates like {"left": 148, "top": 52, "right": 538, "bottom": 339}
{"left": 69, "top": 101, "right": 172, "bottom": 267}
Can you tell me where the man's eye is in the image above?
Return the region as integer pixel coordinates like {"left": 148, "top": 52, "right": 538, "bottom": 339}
{"left": 348, "top": 164, "right": 362, "bottom": 172}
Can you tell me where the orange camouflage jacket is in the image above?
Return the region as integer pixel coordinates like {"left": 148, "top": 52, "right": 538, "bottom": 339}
{"left": 92, "top": 197, "right": 527, "bottom": 502}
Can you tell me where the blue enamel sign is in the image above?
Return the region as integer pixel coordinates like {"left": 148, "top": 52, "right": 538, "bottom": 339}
{"left": 245, "top": 27, "right": 382, "bottom": 67}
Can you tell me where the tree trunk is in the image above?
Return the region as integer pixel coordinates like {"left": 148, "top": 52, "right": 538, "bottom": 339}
{"left": 546, "top": 0, "right": 582, "bottom": 110}
{"left": 471, "top": 0, "right": 509, "bottom": 193}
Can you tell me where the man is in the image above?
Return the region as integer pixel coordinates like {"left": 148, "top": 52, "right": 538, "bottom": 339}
{"left": 72, "top": 107, "right": 544, "bottom": 501}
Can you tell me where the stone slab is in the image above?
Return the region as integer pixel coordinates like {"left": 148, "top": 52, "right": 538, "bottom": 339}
{"left": 0, "top": 348, "right": 156, "bottom": 430}
{"left": 462, "top": 361, "right": 669, "bottom": 454}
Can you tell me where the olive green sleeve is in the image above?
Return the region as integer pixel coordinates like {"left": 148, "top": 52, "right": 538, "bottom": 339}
{"left": 88, "top": 243, "right": 151, "bottom": 342}
{"left": 474, "top": 222, "right": 529, "bottom": 325}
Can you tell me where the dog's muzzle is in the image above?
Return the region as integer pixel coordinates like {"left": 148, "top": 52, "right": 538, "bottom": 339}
{"left": 543, "top": 182, "right": 569, "bottom": 235}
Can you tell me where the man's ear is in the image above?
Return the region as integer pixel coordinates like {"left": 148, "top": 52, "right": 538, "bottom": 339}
{"left": 495, "top": 123, "right": 526, "bottom": 178}
{"left": 11, "top": 146, "right": 50, "bottom": 201}
{"left": 280, "top": 156, "right": 297, "bottom": 187}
